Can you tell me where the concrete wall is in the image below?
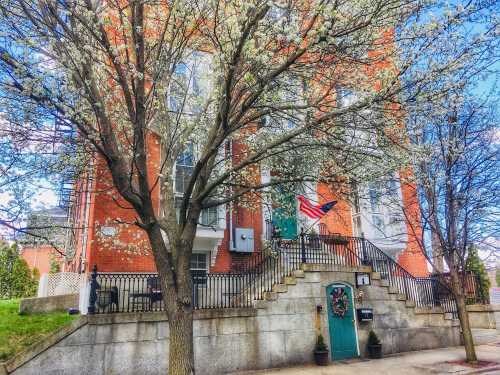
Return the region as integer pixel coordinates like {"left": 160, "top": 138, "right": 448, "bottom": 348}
{"left": 467, "top": 304, "right": 500, "bottom": 330}
{"left": 7, "top": 266, "right": 461, "bottom": 375}
{"left": 296, "top": 265, "right": 461, "bottom": 357}
{"left": 19, "top": 294, "right": 79, "bottom": 314}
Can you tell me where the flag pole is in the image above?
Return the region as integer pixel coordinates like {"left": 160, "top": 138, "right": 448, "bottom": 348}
{"left": 301, "top": 217, "right": 323, "bottom": 236}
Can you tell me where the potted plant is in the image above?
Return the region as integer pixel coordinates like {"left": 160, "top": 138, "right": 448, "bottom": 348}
{"left": 313, "top": 334, "right": 329, "bottom": 366}
{"left": 367, "top": 330, "right": 382, "bottom": 359}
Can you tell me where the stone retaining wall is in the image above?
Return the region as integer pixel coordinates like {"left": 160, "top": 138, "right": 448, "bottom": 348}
{"left": 19, "top": 294, "right": 79, "bottom": 314}
{"left": 5, "top": 267, "right": 463, "bottom": 375}
{"left": 467, "top": 304, "right": 500, "bottom": 330}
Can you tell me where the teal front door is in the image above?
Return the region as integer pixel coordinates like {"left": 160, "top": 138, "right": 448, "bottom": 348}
{"left": 326, "top": 283, "right": 358, "bottom": 360}
{"left": 272, "top": 193, "right": 298, "bottom": 239}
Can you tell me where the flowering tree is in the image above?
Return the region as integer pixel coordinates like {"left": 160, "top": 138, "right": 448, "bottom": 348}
{"left": 0, "top": 0, "right": 497, "bottom": 373}
{"left": 403, "top": 94, "right": 499, "bottom": 362}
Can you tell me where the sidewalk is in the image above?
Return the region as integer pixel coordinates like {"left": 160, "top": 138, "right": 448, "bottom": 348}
{"left": 233, "top": 343, "right": 500, "bottom": 375}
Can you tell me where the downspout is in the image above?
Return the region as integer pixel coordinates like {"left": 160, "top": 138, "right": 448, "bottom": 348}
{"left": 228, "top": 140, "right": 235, "bottom": 251}
{"left": 80, "top": 160, "right": 95, "bottom": 272}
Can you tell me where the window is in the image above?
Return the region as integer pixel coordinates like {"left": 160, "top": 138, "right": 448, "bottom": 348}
{"left": 169, "top": 62, "right": 188, "bottom": 112}
{"left": 168, "top": 53, "right": 208, "bottom": 115}
{"left": 372, "top": 215, "right": 385, "bottom": 234}
{"left": 191, "top": 253, "right": 208, "bottom": 285}
{"left": 175, "top": 144, "right": 194, "bottom": 194}
{"left": 337, "top": 87, "right": 357, "bottom": 108}
{"left": 268, "top": 1, "right": 292, "bottom": 21}
{"left": 388, "top": 213, "right": 405, "bottom": 238}
{"left": 190, "top": 253, "right": 207, "bottom": 270}
{"left": 386, "top": 177, "right": 399, "bottom": 200}
{"left": 200, "top": 206, "right": 218, "bottom": 227}
{"left": 368, "top": 183, "right": 381, "bottom": 213}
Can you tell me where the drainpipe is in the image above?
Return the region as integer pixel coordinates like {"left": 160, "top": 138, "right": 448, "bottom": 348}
{"left": 228, "top": 140, "right": 236, "bottom": 251}
{"left": 80, "top": 160, "right": 94, "bottom": 272}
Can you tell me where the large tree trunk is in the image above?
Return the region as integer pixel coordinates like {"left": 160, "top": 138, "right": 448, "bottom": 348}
{"left": 168, "top": 306, "right": 195, "bottom": 375}
{"left": 146, "top": 223, "right": 196, "bottom": 375}
{"left": 449, "top": 266, "right": 477, "bottom": 363}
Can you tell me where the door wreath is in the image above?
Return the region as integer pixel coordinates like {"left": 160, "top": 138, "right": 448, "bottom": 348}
{"left": 330, "top": 287, "right": 349, "bottom": 318}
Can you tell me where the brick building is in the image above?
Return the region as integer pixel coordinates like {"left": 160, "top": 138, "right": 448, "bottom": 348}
{"left": 64, "top": 144, "right": 429, "bottom": 278}
{"left": 62, "top": 9, "right": 429, "bottom": 280}
{"left": 19, "top": 207, "right": 66, "bottom": 275}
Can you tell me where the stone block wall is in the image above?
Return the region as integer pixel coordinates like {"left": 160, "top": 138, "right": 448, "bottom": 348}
{"left": 467, "top": 304, "right": 500, "bottom": 330}
{"left": 19, "top": 294, "right": 79, "bottom": 314}
{"left": 7, "top": 267, "right": 462, "bottom": 375}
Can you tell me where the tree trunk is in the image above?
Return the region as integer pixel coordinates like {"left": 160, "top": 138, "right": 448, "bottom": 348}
{"left": 168, "top": 307, "right": 195, "bottom": 375}
{"left": 431, "top": 230, "right": 445, "bottom": 273}
{"left": 146, "top": 223, "right": 196, "bottom": 375}
{"left": 450, "top": 267, "right": 477, "bottom": 363}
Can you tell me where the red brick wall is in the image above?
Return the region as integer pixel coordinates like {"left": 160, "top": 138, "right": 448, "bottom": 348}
{"left": 72, "top": 137, "right": 429, "bottom": 277}
{"left": 210, "top": 140, "right": 264, "bottom": 273}
{"left": 317, "top": 183, "right": 353, "bottom": 236}
{"left": 86, "top": 133, "right": 161, "bottom": 273}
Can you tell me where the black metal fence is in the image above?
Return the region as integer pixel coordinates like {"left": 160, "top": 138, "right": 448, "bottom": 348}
{"left": 88, "top": 232, "right": 480, "bottom": 316}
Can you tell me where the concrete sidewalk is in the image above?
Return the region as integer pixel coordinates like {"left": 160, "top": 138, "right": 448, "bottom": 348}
{"left": 233, "top": 343, "right": 500, "bottom": 375}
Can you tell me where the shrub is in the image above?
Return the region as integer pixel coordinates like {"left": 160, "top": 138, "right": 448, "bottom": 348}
{"left": 0, "top": 242, "right": 38, "bottom": 299}
{"left": 315, "top": 334, "right": 328, "bottom": 351}
{"left": 367, "top": 330, "right": 381, "bottom": 346}
{"left": 466, "top": 245, "right": 491, "bottom": 303}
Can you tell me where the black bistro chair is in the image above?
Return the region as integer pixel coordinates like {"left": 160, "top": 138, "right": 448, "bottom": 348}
{"left": 96, "top": 286, "right": 119, "bottom": 313}
{"left": 129, "top": 276, "right": 163, "bottom": 311}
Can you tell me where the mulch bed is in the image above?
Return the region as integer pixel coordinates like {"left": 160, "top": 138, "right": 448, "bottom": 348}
{"left": 445, "top": 360, "right": 499, "bottom": 368}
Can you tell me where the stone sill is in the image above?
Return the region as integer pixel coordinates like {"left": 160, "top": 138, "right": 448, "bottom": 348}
{"left": 87, "top": 307, "right": 257, "bottom": 325}
{"left": 466, "top": 304, "right": 500, "bottom": 312}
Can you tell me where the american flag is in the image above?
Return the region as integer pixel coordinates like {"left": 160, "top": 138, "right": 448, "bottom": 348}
{"left": 297, "top": 195, "right": 337, "bottom": 219}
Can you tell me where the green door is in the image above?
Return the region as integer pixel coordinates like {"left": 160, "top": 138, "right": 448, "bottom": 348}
{"left": 272, "top": 193, "right": 297, "bottom": 239}
{"left": 326, "top": 283, "right": 358, "bottom": 360}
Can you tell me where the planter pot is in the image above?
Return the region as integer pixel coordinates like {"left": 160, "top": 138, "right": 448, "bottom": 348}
{"left": 367, "top": 344, "right": 382, "bottom": 359}
{"left": 324, "top": 238, "right": 348, "bottom": 246}
{"left": 313, "top": 350, "right": 329, "bottom": 366}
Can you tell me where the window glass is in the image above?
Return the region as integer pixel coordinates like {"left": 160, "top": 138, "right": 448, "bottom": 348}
{"left": 268, "top": 1, "right": 291, "bottom": 21}
{"left": 169, "top": 62, "right": 188, "bottom": 112}
{"left": 190, "top": 253, "right": 207, "bottom": 270}
{"left": 200, "top": 206, "right": 218, "bottom": 227}
{"left": 372, "top": 215, "right": 385, "bottom": 234}
{"left": 386, "top": 177, "right": 399, "bottom": 199}
{"left": 191, "top": 253, "right": 208, "bottom": 285}
{"left": 175, "top": 144, "right": 194, "bottom": 194}
{"left": 368, "top": 183, "right": 381, "bottom": 213}
{"left": 337, "top": 87, "right": 357, "bottom": 108}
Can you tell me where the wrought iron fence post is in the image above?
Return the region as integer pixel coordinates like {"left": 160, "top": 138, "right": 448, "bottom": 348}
{"left": 88, "top": 264, "right": 98, "bottom": 315}
{"left": 300, "top": 227, "right": 306, "bottom": 263}
{"left": 360, "top": 233, "right": 368, "bottom": 266}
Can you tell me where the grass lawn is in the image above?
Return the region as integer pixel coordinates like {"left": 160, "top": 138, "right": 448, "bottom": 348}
{"left": 0, "top": 299, "right": 77, "bottom": 362}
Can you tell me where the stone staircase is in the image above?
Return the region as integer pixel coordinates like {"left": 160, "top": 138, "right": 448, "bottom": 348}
{"left": 230, "top": 234, "right": 463, "bottom": 327}
{"left": 254, "top": 263, "right": 459, "bottom": 329}
{"left": 249, "top": 262, "right": 463, "bottom": 356}
{"left": 233, "top": 242, "right": 353, "bottom": 306}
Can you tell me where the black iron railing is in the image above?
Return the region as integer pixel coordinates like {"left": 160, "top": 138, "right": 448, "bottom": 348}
{"left": 88, "top": 232, "right": 479, "bottom": 316}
